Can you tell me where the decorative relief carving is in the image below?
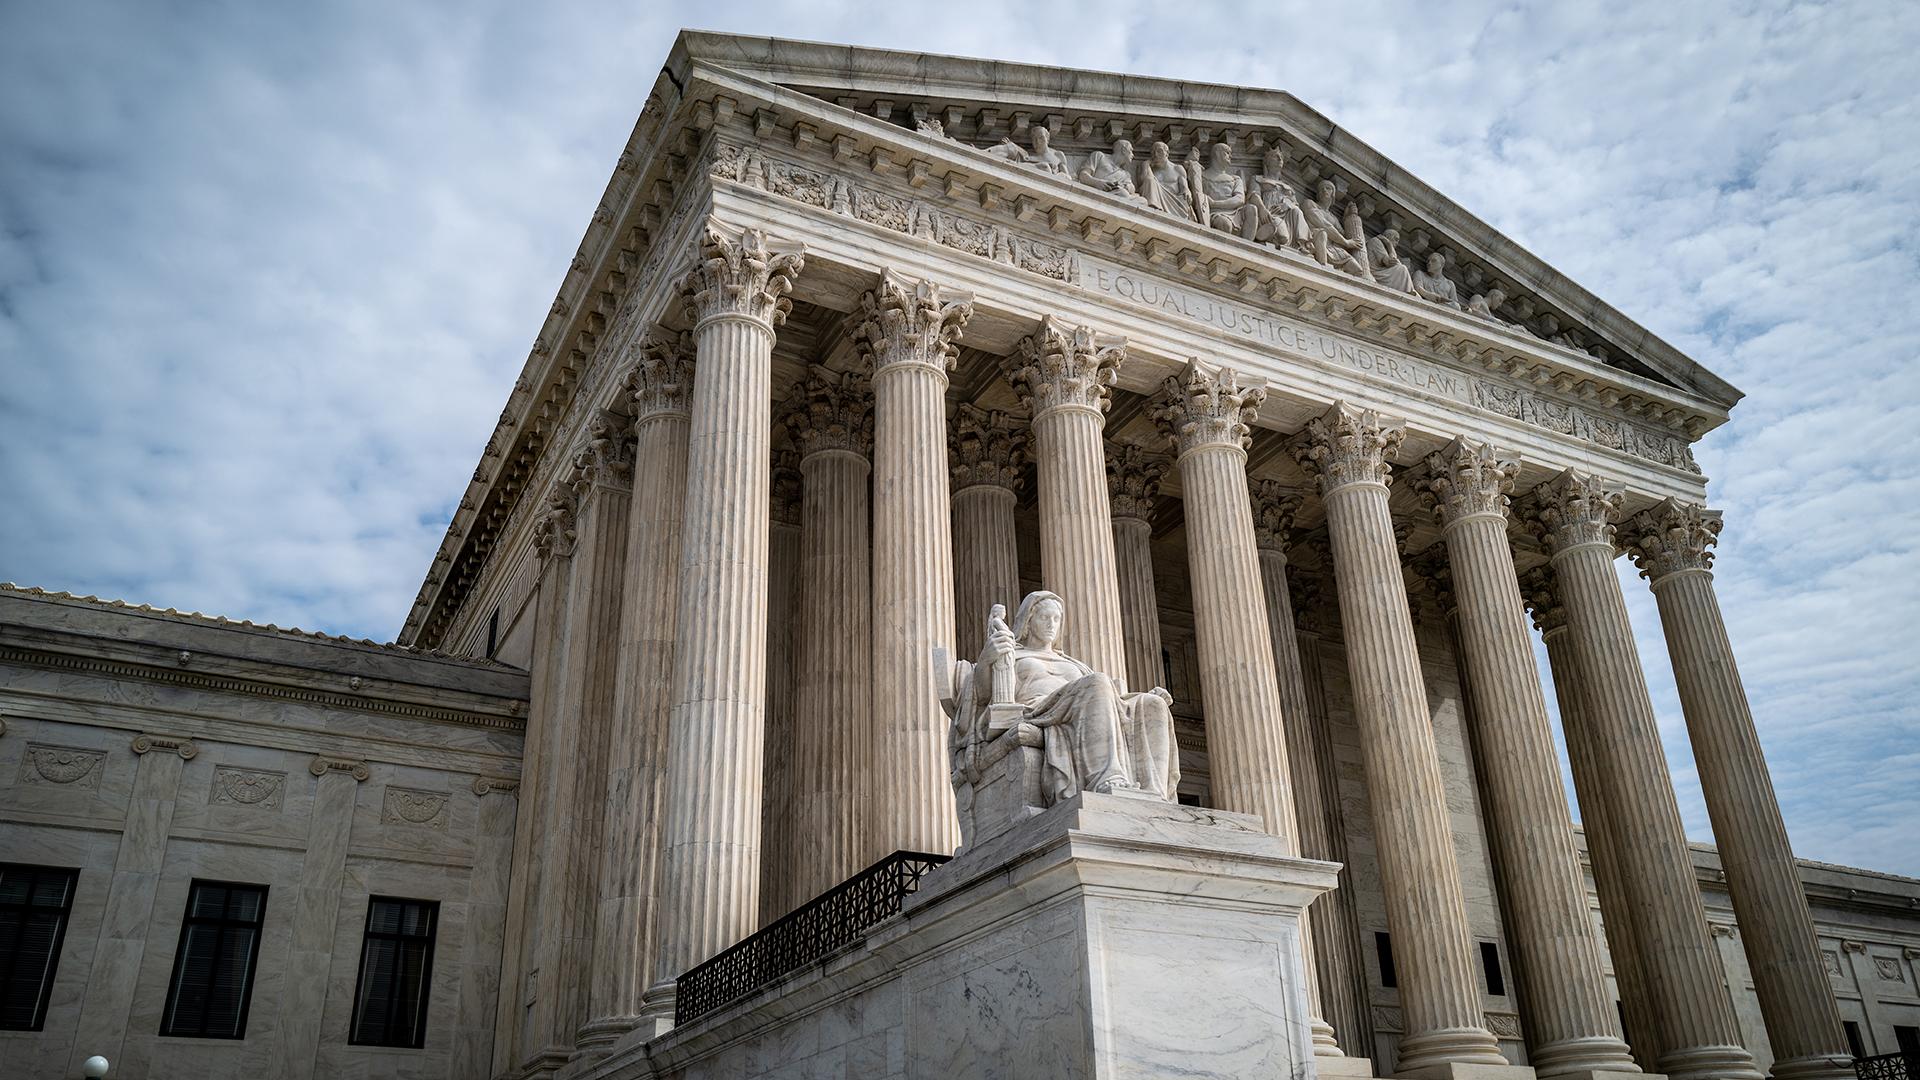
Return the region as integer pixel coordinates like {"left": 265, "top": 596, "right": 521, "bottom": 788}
{"left": 1291, "top": 401, "right": 1404, "bottom": 494}
{"left": 212, "top": 767, "right": 285, "bottom": 809}
{"left": 1154, "top": 358, "right": 1266, "bottom": 456}
{"left": 568, "top": 409, "right": 636, "bottom": 496}
{"left": 1371, "top": 1005, "right": 1404, "bottom": 1033}
{"left": 680, "top": 219, "right": 804, "bottom": 329}
{"left": 1522, "top": 470, "right": 1624, "bottom": 556}
{"left": 1627, "top": 498, "right": 1721, "bottom": 582}
{"left": 628, "top": 324, "right": 695, "bottom": 421}
{"left": 130, "top": 732, "right": 199, "bottom": 759}
{"left": 383, "top": 786, "right": 450, "bottom": 828}
{"left": 1417, "top": 436, "right": 1517, "bottom": 526}
{"left": 1485, "top": 1012, "right": 1524, "bottom": 1039}
{"left": 949, "top": 405, "right": 1027, "bottom": 493}
{"left": 1874, "top": 956, "right": 1904, "bottom": 982}
{"left": 1249, "top": 481, "right": 1301, "bottom": 554}
{"left": 471, "top": 775, "right": 521, "bottom": 797}
{"left": 1823, "top": 949, "right": 1844, "bottom": 978}
{"left": 309, "top": 755, "right": 371, "bottom": 782}
{"left": 853, "top": 270, "right": 974, "bottom": 378}
{"left": 781, "top": 365, "right": 874, "bottom": 459}
{"left": 21, "top": 744, "right": 105, "bottom": 788}
{"left": 1005, "top": 315, "right": 1126, "bottom": 416}
{"left": 1105, "top": 443, "right": 1169, "bottom": 522}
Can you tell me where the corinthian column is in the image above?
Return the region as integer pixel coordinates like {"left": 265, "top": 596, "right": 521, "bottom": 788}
{"left": 1157, "top": 362, "right": 1354, "bottom": 1062}
{"left": 1627, "top": 501, "right": 1853, "bottom": 1080}
{"left": 1107, "top": 442, "right": 1169, "bottom": 694}
{"left": 784, "top": 366, "right": 874, "bottom": 900}
{"left": 949, "top": 404, "right": 1025, "bottom": 660}
{"left": 1412, "top": 440, "right": 1638, "bottom": 1077}
{"left": 760, "top": 452, "right": 803, "bottom": 926}
{"left": 1519, "top": 569, "right": 1664, "bottom": 1070}
{"left": 1291, "top": 402, "right": 1507, "bottom": 1073}
{"left": 527, "top": 413, "right": 632, "bottom": 1068}
{"left": 859, "top": 270, "right": 973, "bottom": 859}
{"left": 647, "top": 223, "right": 802, "bottom": 1016}
{"left": 1004, "top": 316, "right": 1128, "bottom": 678}
{"left": 1523, "top": 472, "right": 1761, "bottom": 1080}
{"left": 581, "top": 328, "right": 693, "bottom": 1048}
{"left": 1251, "top": 483, "right": 1369, "bottom": 1058}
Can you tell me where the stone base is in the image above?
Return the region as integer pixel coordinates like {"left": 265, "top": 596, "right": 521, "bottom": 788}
{"left": 1535, "top": 1071, "right": 1665, "bottom": 1080}
{"left": 1395, "top": 1062, "right": 1536, "bottom": 1080}
{"left": 1318, "top": 1052, "right": 1381, "bottom": 1077}
{"left": 574, "top": 793, "right": 1340, "bottom": 1079}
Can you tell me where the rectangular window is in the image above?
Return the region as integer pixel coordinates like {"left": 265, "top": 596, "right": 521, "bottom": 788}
{"left": 1375, "top": 931, "right": 1397, "bottom": 988}
{"left": 350, "top": 897, "right": 439, "bottom": 1048}
{"left": 1844, "top": 1020, "right": 1866, "bottom": 1059}
{"left": 161, "top": 881, "right": 266, "bottom": 1039}
{"left": 485, "top": 609, "right": 499, "bottom": 659}
{"left": 1480, "top": 941, "right": 1506, "bottom": 996}
{"left": 0, "top": 864, "right": 79, "bottom": 1031}
{"left": 1896, "top": 1025, "right": 1919, "bottom": 1056}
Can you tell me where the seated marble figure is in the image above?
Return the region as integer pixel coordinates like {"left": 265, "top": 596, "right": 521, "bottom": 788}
{"left": 937, "top": 591, "right": 1179, "bottom": 846}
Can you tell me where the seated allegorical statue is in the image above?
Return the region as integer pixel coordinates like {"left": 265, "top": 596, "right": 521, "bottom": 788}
{"left": 1412, "top": 251, "right": 1462, "bottom": 308}
{"left": 1367, "top": 228, "right": 1415, "bottom": 294}
{"left": 937, "top": 592, "right": 1179, "bottom": 846}
{"left": 1303, "top": 179, "right": 1373, "bottom": 280}
{"left": 1137, "top": 140, "right": 1197, "bottom": 221}
{"left": 1252, "top": 147, "right": 1311, "bottom": 251}
{"left": 1077, "top": 138, "right": 1147, "bottom": 205}
{"left": 1197, "top": 142, "right": 1263, "bottom": 238}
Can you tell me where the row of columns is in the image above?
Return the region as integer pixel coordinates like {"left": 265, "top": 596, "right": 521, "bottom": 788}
{"left": 496, "top": 217, "right": 1849, "bottom": 1080}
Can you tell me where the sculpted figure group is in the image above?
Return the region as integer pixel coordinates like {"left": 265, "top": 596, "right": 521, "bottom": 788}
{"left": 970, "top": 125, "right": 1527, "bottom": 327}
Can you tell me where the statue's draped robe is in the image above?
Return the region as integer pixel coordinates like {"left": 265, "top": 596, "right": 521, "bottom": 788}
{"left": 1015, "top": 650, "right": 1179, "bottom": 802}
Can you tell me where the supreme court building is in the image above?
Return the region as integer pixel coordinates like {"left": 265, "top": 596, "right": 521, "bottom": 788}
{"left": 5, "top": 30, "right": 1919, "bottom": 1080}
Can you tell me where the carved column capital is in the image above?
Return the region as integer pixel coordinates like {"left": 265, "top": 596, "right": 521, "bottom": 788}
{"left": 1416, "top": 436, "right": 1517, "bottom": 527}
{"left": 309, "top": 755, "right": 370, "bottom": 782}
{"left": 1405, "top": 548, "right": 1456, "bottom": 617}
{"left": 1290, "top": 401, "right": 1405, "bottom": 495}
{"left": 1005, "top": 315, "right": 1126, "bottom": 418}
{"left": 628, "top": 324, "right": 695, "bottom": 422}
{"left": 569, "top": 410, "right": 636, "bottom": 496}
{"left": 1250, "top": 480, "right": 1302, "bottom": 555}
{"left": 680, "top": 220, "right": 804, "bottom": 329}
{"left": 770, "top": 447, "right": 803, "bottom": 527}
{"left": 131, "top": 733, "right": 199, "bottom": 759}
{"left": 1153, "top": 358, "right": 1266, "bottom": 457}
{"left": 949, "top": 404, "right": 1027, "bottom": 493}
{"left": 1521, "top": 470, "right": 1624, "bottom": 557}
{"left": 1106, "top": 442, "right": 1169, "bottom": 522}
{"left": 853, "top": 269, "right": 973, "bottom": 378}
{"left": 781, "top": 366, "right": 873, "bottom": 459}
{"left": 1626, "top": 498, "right": 1721, "bottom": 583}
{"left": 1517, "top": 567, "right": 1568, "bottom": 636}
{"left": 1290, "top": 568, "right": 1327, "bottom": 634}
{"left": 533, "top": 485, "right": 578, "bottom": 561}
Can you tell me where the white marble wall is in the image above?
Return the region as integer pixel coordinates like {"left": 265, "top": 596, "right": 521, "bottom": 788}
{"left": 0, "top": 589, "right": 527, "bottom": 1080}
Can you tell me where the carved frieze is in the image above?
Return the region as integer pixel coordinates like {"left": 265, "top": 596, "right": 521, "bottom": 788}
{"left": 212, "top": 767, "right": 286, "bottom": 809}
{"left": 383, "top": 786, "right": 450, "bottom": 828}
{"left": 21, "top": 743, "right": 105, "bottom": 788}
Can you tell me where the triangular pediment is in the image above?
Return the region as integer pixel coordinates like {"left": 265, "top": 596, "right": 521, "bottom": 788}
{"left": 673, "top": 31, "right": 1739, "bottom": 409}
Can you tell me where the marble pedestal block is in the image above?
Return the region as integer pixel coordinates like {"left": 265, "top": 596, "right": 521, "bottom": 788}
{"left": 579, "top": 793, "right": 1341, "bottom": 1080}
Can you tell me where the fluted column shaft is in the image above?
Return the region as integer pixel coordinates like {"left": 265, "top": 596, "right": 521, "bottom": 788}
{"left": 950, "top": 406, "right": 1025, "bottom": 660}
{"left": 1416, "top": 441, "right": 1636, "bottom": 1076}
{"left": 1109, "top": 443, "right": 1169, "bottom": 694}
{"left": 531, "top": 415, "right": 631, "bottom": 1066}
{"left": 1629, "top": 503, "right": 1852, "bottom": 1080}
{"left": 786, "top": 366, "right": 874, "bottom": 900}
{"left": 1008, "top": 317, "right": 1127, "bottom": 678}
{"left": 1527, "top": 472, "right": 1759, "bottom": 1080}
{"left": 1294, "top": 403, "right": 1505, "bottom": 1071}
{"left": 862, "top": 271, "right": 973, "bottom": 858}
{"left": 647, "top": 224, "right": 801, "bottom": 1010}
{"left": 759, "top": 460, "right": 802, "bottom": 926}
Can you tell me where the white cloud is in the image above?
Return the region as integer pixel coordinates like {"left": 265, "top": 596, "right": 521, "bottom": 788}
{"left": 2, "top": 0, "right": 1914, "bottom": 873}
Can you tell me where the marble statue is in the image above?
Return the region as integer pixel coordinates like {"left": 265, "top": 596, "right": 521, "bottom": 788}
{"left": 1413, "top": 251, "right": 1462, "bottom": 308}
{"left": 1303, "top": 179, "right": 1372, "bottom": 280}
{"left": 1367, "top": 228, "right": 1415, "bottom": 294}
{"left": 1137, "top": 140, "right": 1196, "bottom": 221}
{"left": 1077, "top": 138, "right": 1147, "bottom": 205}
{"left": 987, "top": 125, "right": 1071, "bottom": 176}
{"left": 1197, "top": 142, "right": 1262, "bottom": 238}
{"left": 1467, "top": 286, "right": 1509, "bottom": 322}
{"left": 1252, "top": 147, "right": 1310, "bottom": 250}
{"left": 914, "top": 117, "right": 956, "bottom": 142}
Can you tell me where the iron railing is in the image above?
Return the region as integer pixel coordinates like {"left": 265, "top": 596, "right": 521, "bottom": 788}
{"left": 673, "top": 850, "right": 950, "bottom": 1027}
{"left": 1858, "top": 1053, "right": 1919, "bottom": 1080}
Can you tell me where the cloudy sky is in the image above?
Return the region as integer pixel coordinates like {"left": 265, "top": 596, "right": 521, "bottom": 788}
{"left": 3, "top": 2, "right": 1915, "bottom": 875}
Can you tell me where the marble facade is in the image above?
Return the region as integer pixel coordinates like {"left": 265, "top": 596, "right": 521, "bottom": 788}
{"left": 5, "top": 29, "right": 1911, "bottom": 1080}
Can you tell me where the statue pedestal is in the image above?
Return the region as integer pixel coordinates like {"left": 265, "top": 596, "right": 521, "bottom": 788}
{"left": 585, "top": 793, "right": 1338, "bottom": 1080}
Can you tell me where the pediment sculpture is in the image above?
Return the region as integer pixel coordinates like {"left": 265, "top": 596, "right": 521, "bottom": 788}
{"left": 936, "top": 591, "right": 1179, "bottom": 847}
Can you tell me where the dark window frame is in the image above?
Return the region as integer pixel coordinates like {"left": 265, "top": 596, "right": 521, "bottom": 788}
{"left": 0, "top": 863, "right": 80, "bottom": 1032}
{"left": 160, "top": 879, "right": 268, "bottom": 1040}
{"left": 1480, "top": 940, "right": 1506, "bottom": 996}
{"left": 1844, "top": 1019, "right": 1867, "bottom": 1059}
{"left": 348, "top": 896, "right": 440, "bottom": 1049}
{"left": 1375, "top": 931, "right": 1397, "bottom": 988}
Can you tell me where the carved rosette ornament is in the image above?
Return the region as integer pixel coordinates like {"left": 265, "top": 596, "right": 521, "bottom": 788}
{"left": 1154, "top": 359, "right": 1266, "bottom": 457}
{"left": 569, "top": 409, "right": 637, "bottom": 495}
{"left": 1517, "top": 567, "right": 1568, "bottom": 635}
{"left": 532, "top": 487, "right": 577, "bottom": 561}
{"left": 1417, "top": 437, "right": 1518, "bottom": 528}
{"left": 1106, "top": 443, "right": 1169, "bottom": 522}
{"left": 770, "top": 446, "right": 804, "bottom": 527}
{"left": 1249, "top": 480, "right": 1301, "bottom": 554}
{"left": 1522, "top": 470, "right": 1624, "bottom": 556}
{"left": 1005, "top": 315, "right": 1126, "bottom": 417}
{"left": 1291, "top": 402, "right": 1406, "bottom": 495}
{"left": 780, "top": 366, "right": 873, "bottom": 459}
{"left": 680, "top": 221, "right": 804, "bottom": 329}
{"left": 949, "top": 405, "right": 1027, "bottom": 493}
{"left": 1626, "top": 498, "right": 1721, "bottom": 582}
{"left": 853, "top": 269, "right": 974, "bottom": 378}
{"left": 628, "top": 324, "right": 695, "bottom": 422}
